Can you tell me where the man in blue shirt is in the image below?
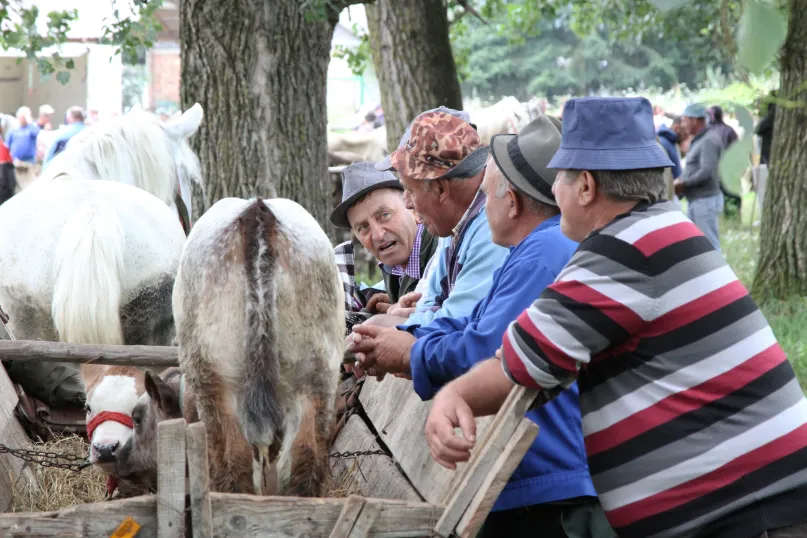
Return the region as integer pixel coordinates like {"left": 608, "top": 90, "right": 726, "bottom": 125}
{"left": 43, "top": 106, "right": 86, "bottom": 167}
{"left": 350, "top": 115, "right": 614, "bottom": 537}
{"left": 6, "top": 106, "right": 40, "bottom": 163}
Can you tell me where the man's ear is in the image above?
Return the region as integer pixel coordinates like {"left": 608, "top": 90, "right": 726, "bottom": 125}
{"left": 435, "top": 179, "right": 451, "bottom": 204}
{"left": 507, "top": 187, "right": 520, "bottom": 219}
{"left": 578, "top": 170, "right": 597, "bottom": 207}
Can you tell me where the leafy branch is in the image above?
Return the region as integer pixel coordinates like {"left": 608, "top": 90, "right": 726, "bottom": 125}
{"left": 0, "top": 0, "right": 163, "bottom": 84}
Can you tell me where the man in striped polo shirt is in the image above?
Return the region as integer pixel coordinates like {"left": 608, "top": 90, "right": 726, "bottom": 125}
{"left": 424, "top": 96, "right": 807, "bottom": 538}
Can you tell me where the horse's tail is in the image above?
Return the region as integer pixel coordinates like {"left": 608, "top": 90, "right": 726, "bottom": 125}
{"left": 52, "top": 201, "right": 125, "bottom": 345}
{"left": 237, "top": 198, "right": 284, "bottom": 458}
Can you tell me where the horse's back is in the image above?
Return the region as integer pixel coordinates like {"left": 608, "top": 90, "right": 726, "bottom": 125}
{"left": 0, "top": 180, "right": 185, "bottom": 340}
{"left": 174, "top": 197, "right": 342, "bottom": 384}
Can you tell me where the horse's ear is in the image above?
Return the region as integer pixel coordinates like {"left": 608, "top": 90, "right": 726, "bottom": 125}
{"left": 128, "top": 103, "right": 144, "bottom": 115}
{"left": 163, "top": 103, "right": 204, "bottom": 140}
{"left": 145, "top": 372, "right": 180, "bottom": 415}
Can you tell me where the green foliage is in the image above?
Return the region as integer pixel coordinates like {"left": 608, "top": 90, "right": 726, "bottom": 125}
{"left": 0, "top": 0, "right": 162, "bottom": 85}
{"left": 332, "top": 23, "right": 371, "bottom": 75}
{"left": 737, "top": 0, "right": 787, "bottom": 75}
{"left": 1, "top": 3, "right": 79, "bottom": 83}
{"left": 98, "top": 0, "right": 164, "bottom": 66}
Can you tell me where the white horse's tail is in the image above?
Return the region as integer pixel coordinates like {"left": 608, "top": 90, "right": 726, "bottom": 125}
{"left": 52, "top": 201, "right": 126, "bottom": 345}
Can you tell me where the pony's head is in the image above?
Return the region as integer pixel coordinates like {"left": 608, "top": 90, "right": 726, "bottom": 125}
{"left": 83, "top": 365, "right": 147, "bottom": 473}
{"left": 40, "top": 103, "right": 204, "bottom": 224}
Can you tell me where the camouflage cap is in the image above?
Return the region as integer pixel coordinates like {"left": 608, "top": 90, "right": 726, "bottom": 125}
{"left": 389, "top": 111, "right": 487, "bottom": 181}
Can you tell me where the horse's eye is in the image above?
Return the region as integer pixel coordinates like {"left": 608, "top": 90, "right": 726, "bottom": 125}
{"left": 133, "top": 416, "right": 141, "bottom": 427}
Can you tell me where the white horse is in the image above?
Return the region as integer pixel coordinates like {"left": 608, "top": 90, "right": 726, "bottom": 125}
{"left": 0, "top": 105, "right": 203, "bottom": 484}
{"left": 37, "top": 103, "right": 204, "bottom": 229}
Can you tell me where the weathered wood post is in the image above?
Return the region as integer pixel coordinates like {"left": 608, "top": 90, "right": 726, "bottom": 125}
{"left": 186, "top": 422, "right": 212, "bottom": 538}
{"left": 434, "top": 386, "right": 539, "bottom": 538}
{"left": 157, "top": 418, "right": 187, "bottom": 538}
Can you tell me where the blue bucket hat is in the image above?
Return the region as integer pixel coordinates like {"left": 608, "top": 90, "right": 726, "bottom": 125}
{"left": 547, "top": 97, "right": 674, "bottom": 171}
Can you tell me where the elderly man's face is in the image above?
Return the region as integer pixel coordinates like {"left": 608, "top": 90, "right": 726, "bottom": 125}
{"left": 398, "top": 174, "right": 448, "bottom": 237}
{"left": 347, "top": 188, "right": 418, "bottom": 267}
{"left": 480, "top": 160, "right": 513, "bottom": 247}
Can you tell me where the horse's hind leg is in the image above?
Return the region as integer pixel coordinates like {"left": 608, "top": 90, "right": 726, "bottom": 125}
{"left": 186, "top": 349, "right": 254, "bottom": 493}
{"left": 282, "top": 394, "right": 333, "bottom": 497}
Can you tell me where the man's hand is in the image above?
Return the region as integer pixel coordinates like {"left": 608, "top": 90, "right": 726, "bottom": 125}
{"left": 387, "top": 291, "right": 422, "bottom": 318}
{"left": 673, "top": 178, "right": 685, "bottom": 196}
{"left": 366, "top": 293, "right": 392, "bottom": 314}
{"left": 425, "top": 384, "right": 477, "bottom": 470}
{"left": 350, "top": 324, "right": 416, "bottom": 378}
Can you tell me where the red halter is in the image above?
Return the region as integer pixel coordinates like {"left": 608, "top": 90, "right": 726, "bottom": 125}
{"left": 86, "top": 411, "right": 134, "bottom": 442}
{"left": 86, "top": 411, "right": 134, "bottom": 498}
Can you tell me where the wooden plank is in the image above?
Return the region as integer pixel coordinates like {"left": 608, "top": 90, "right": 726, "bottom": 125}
{"left": 328, "top": 495, "right": 365, "bottom": 538}
{"left": 348, "top": 500, "right": 382, "bottom": 538}
{"left": 157, "top": 418, "right": 187, "bottom": 538}
{"left": 329, "top": 415, "right": 421, "bottom": 502}
{"left": 0, "top": 340, "right": 178, "bottom": 368}
{"left": 456, "top": 419, "right": 539, "bottom": 538}
{"left": 0, "top": 495, "right": 158, "bottom": 538}
{"left": 209, "top": 493, "right": 442, "bottom": 538}
{"left": 186, "top": 422, "right": 212, "bottom": 538}
{"left": 0, "top": 363, "right": 38, "bottom": 512}
{"left": 434, "top": 386, "right": 538, "bottom": 537}
{"left": 359, "top": 376, "right": 492, "bottom": 504}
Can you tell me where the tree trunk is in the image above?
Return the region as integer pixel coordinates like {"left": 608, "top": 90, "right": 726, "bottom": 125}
{"left": 752, "top": 0, "right": 807, "bottom": 302}
{"left": 366, "top": 0, "right": 463, "bottom": 151}
{"left": 180, "top": 0, "right": 343, "bottom": 236}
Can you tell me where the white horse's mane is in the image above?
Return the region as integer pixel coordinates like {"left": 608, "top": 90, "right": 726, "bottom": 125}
{"left": 38, "top": 105, "right": 204, "bottom": 207}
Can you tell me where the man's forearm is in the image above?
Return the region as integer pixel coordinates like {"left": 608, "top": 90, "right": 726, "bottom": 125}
{"left": 449, "top": 358, "right": 514, "bottom": 417}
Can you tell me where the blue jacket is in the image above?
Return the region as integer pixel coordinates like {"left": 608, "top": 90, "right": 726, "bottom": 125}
{"left": 404, "top": 215, "right": 597, "bottom": 511}
{"left": 657, "top": 125, "right": 682, "bottom": 179}
{"left": 43, "top": 122, "right": 86, "bottom": 167}
{"left": 402, "top": 206, "right": 509, "bottom": 327}
{"left": 7, "top": 124, "right": 40, "bottom": 163}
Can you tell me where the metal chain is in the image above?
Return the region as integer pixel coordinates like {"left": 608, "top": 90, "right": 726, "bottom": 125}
{"left": 0, "top": 443, "right": 92, "bottom": 472}
{"left": 328, "top": 449, "right": 389, "bottom": 459}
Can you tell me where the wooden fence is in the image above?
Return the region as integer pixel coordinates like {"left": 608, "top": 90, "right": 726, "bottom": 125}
{"left": 0, "top": 339, "right": 541, "bottom": 537}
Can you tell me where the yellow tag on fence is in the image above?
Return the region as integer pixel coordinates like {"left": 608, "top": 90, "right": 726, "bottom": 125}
{"left": 110, "top": 516, "right": 141, "bottom": 538}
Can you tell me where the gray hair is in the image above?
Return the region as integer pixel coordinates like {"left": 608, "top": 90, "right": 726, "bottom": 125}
{"left": 16, "top": 106, "right": 32, "bottom": 123}
{"left": 564, "top": 168, "right": 667, "bottom": 204}
{"left": 493, "top": 168, "right": 559, "bottom": 218}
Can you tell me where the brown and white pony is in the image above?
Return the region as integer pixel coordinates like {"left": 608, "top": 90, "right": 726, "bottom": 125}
{"left": 168, "top": 196, "right": 343, "bottom": 496}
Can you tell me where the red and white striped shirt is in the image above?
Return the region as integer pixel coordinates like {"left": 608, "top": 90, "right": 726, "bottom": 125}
{"left": 502, "top": 201, "right": 807, "bottom": 538}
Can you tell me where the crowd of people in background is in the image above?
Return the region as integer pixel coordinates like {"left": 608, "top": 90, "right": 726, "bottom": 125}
{"left": 0, "top": 103, "right": 175, "bottom": 206}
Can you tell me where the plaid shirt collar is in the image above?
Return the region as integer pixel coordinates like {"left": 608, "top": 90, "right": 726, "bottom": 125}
{"left": 379, "top": 223, "right": 425, "bottom": 280}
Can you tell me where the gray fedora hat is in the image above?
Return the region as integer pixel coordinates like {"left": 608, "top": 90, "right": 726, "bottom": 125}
{"left": 375, "top": 106, "right": 474, "bottom": 172}
{"left": 489, "top": 114, "right": 562, "bottom": 207}
{"left": 330, "top": 161, "right": 402, "bottom": 229}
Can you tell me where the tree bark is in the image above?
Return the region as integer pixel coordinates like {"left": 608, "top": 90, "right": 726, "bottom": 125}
{"left": 180, "top": 0, "right": 344, "bottom": 236}
{"left": 366, "top": 0, "right": 464, "bottom": 151}
{"left": 752, "top": 0, "right": 807, "bottom": 302}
